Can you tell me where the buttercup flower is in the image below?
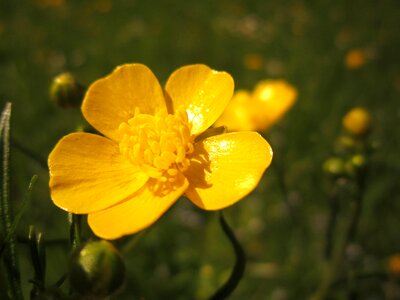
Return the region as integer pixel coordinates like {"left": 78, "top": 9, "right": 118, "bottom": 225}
{"left": 345, "top": 48, "right": 366, "bottom": 70}
{"left": 48, "top": 64, "right": 273, "bottom": 239}
{"left": 213, "top": 90, "right": 255, "bottom": 132}
{"left": 388, "top": 254, "right": 400, "bottom": 277}
{"left": 215, "top": 79, "right": 297, "bottom": 132}
{"left": 342, "top": 107, "right": 371, "bottom": 136}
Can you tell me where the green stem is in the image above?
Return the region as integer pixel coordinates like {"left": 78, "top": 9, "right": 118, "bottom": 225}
{"left": 209, "top": 212, "right": 246, "bottom": 300}
{"left": 0, "top": 175, "right": 38, "bottom": 257}
{"left": 324, "top": 181, "right": 341, "bottom": 260}
{"left": 69, "top": 213, "right": 82, "bottom": 252}
{"left": 11, "top": 137, "right": 47, "bottom": 170}
{"left": 271, "top": 157, "right": 296, "bottom": 224}
{"left": 121, "top": 230, "right": 147, "bottom": 254}
{"left": 0, "top": 103, "right": 23, "bottom": 300}
{"left": 310, "top": 176, "right": 366, "bottom": 300}
{"left": 29, "top": 226, "right": 46, "bottom": 298}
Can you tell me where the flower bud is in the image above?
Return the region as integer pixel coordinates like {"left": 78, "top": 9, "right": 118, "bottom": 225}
{"left": 351, "top": 154, "right": 366, "bottom": 169}
{"left": 345, "top": 49, "right": 366, "bottom": 70}
{"left": 336, "top": 135, "right": 356, "bottom": 151}
{"left": 323, "top": 157, "right": 345, "bottom": 177}
{"left": 342, "top": 107, "right": 372, "bottom": 136}
{"left": 49, "top": 72, "right": 85, "bottom": 108}
{"left": 345, "top": 154, "right": 367, "bottom": 176}
{"left": 69, "top": 240, "right": 125, "bottom": 299}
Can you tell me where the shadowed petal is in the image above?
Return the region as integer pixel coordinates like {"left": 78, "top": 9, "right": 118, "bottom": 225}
{"left": 165, "top": 64, "right": 234, "bottom": 135}
{"left": 185, "top": 132, "right": 272, "bottom": 210}
{"left": 49, "top": 133, "right": 148, "bottom": 214}
{"left": 88, "top": 174, "right": 189, "bottom": 239}
{"left": 82, "top": 64, "right": 167, "bottom": 141}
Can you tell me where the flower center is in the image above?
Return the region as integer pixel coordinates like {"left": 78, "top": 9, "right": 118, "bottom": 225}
{"left": 117, "top": 108, "right": 194, "bottom": 193}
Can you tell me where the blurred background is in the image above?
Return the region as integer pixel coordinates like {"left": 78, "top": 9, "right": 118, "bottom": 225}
{"left": 1, "top": 0, "right": 400, "bottom": 299}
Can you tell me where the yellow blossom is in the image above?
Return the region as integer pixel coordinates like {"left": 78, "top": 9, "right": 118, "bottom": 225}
{"left": 342, "top": 107, "right": 371, "bottom": 136}
{"left": 388, "top": 254, "right": 400, "bottom": 277}
{"left": 48, "top": 64, "right": 273, "bottom": 239}
{"left": 345, "top": 48, "right": 366, "bottom": 69}
{"left": 213, "top": 90, "right": 256, "bottom": 132}
{"left": 244, "top": 53, "right": 265, "bottom": 71}
{"left": 215, "top": 79, "right": 297, "bottom": 132}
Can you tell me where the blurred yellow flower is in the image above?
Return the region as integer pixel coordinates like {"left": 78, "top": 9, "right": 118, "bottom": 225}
{"left": 345, "top": 48, "right": 366, "bottom": 69}
{"left": 244, "top": 53, "right": 265, "bottom": 71}
{"left": 213, "top": 90, "right": 255, "bottom": 132}
{"left": 342, "top": 107, "right": 371, "bottom": 136}
{"left": 388, "top": 254, "right": 400, "bottom": 277}
{"left": 94, "top": 0, "right": 112, "bottom": 13}
{"left": 215, "top": 80, "right": 297, "bottom": 132}
{"left": 48, "top": 64, "right": 273, "bottom": 239}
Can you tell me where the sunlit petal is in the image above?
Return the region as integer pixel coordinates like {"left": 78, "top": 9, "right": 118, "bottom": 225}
{"left": 214, "top": 90, "right": 256, "bottom": 131}
{"left": 88, "top": 175, "right": 189, "bottom": 239}
{"left": 49, "top": 133, "right": 148, "bottom": 213}
{"left": 185, "top": 132, "right": 272, "bottom": 210}
{"left": 82, "top": 64, "right": 167, "bottom": 140}
{"left": 252, "top": 80, "right": 297, "bottom": 131}
{"left": 165, "top": 64, "right": 234, "bottom": 135}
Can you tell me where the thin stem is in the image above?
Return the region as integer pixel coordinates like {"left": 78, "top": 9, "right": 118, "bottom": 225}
{"left": 310, "top": 176, "right": 366, "bottom": 300}
{"left": 121, "top": 230, "right": 147, "bottom": 254}
{"left": 0, "top": 103, "right": 23, "bottom": 300}
{"left": 0, "top": 175, "right": 38, "bottom": 257}
{"left": 69, "top": 213, "right": 82, "bottom": 252}
{"left": 209, "top": 212, "right": 246, "bottom": 300}
{"left": 11, "top": 137, "right": 47, "bottom": 170}
{"left": 324, "top": 181, "right": 342, "bottom": 260}
{"left": 271, "top": 158, "right": 296, "bottom": 224}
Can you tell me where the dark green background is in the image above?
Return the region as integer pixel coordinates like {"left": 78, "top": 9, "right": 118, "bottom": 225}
{"left": 1, "top": 0, "right": 400, "bottom": 299}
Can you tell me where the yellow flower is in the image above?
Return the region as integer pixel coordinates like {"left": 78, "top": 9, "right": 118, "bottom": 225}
{"left": 342, "top": 107, "right": 372, "bottom": 136}
{"left": 243, "top": 53, "right": 265, "bottom": 71}
{"left": 388, "top": 254, "right": 400, "bottom": 277}
{"left": 213, "top": 90, "right": 256, "bottom": 132}
{"left": 345, "top": 48, "right": 366, "bottom": 69}
{"left": 48, "top": 64, "right": 273, "bottom": 239}
{"left": 215, "top": 79, "right": 297, "bottom": 132}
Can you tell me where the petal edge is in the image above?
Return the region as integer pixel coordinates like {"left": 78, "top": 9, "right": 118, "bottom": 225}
{"left": 185, "top": 132, "right": 272, "bottom": 210}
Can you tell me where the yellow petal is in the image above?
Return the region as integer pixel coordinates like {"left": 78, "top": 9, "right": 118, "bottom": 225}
{"left": 252, "top": 80, "right": 297, "bottom": 131}
{"left": 49, "top": 133, "right": 148, "bottom": 214}
{"left": 214, "top": 90, "right": 257, "bottom": 131}
{"left": 82, "top": 64, "right": 167, "bottom": 141}
{"left": 88, "top": 175, "right": 189, "bottom": 239}
{"left": 185, "top": 132, "right": 272, "bottom": 210}
{"left": 165, "top": 64, "right": 234, "bottom": 135}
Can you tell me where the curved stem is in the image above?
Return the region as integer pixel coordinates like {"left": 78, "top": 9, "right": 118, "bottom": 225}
{"left": 209, "top": 212, "right": 246, "bottom": 300}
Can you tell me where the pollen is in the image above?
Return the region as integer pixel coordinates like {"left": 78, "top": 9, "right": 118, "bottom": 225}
{"left": 117, "top": 108, "right": 194, "bottom": 193}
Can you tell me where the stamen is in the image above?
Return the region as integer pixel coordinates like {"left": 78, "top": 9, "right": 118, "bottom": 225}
{"left": 117, "top": 108, "right": 194, "bottom": 194}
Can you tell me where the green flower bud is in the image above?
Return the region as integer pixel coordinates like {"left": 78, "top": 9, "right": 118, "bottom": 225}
{"left": 345, "top": 154, "right": 367, "bottom": 176}
{"left": 69, "top": 240, "right": 125, "bottom": 299}
{"left": 49, "top": 72, "right": 85, "bottom": 108}
{"left": 336, "top": 135, "right": 356, "bottom": 150}
{"left": 351, "top": 154, "right": 366, "bottom": 168}
{"left": 323, "top": 157, "right": 345, "bottom": 177}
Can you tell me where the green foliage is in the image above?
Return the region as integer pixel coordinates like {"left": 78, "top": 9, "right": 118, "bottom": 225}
{"left": 1, "top": 0, "right": 400, "bottom": 299}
